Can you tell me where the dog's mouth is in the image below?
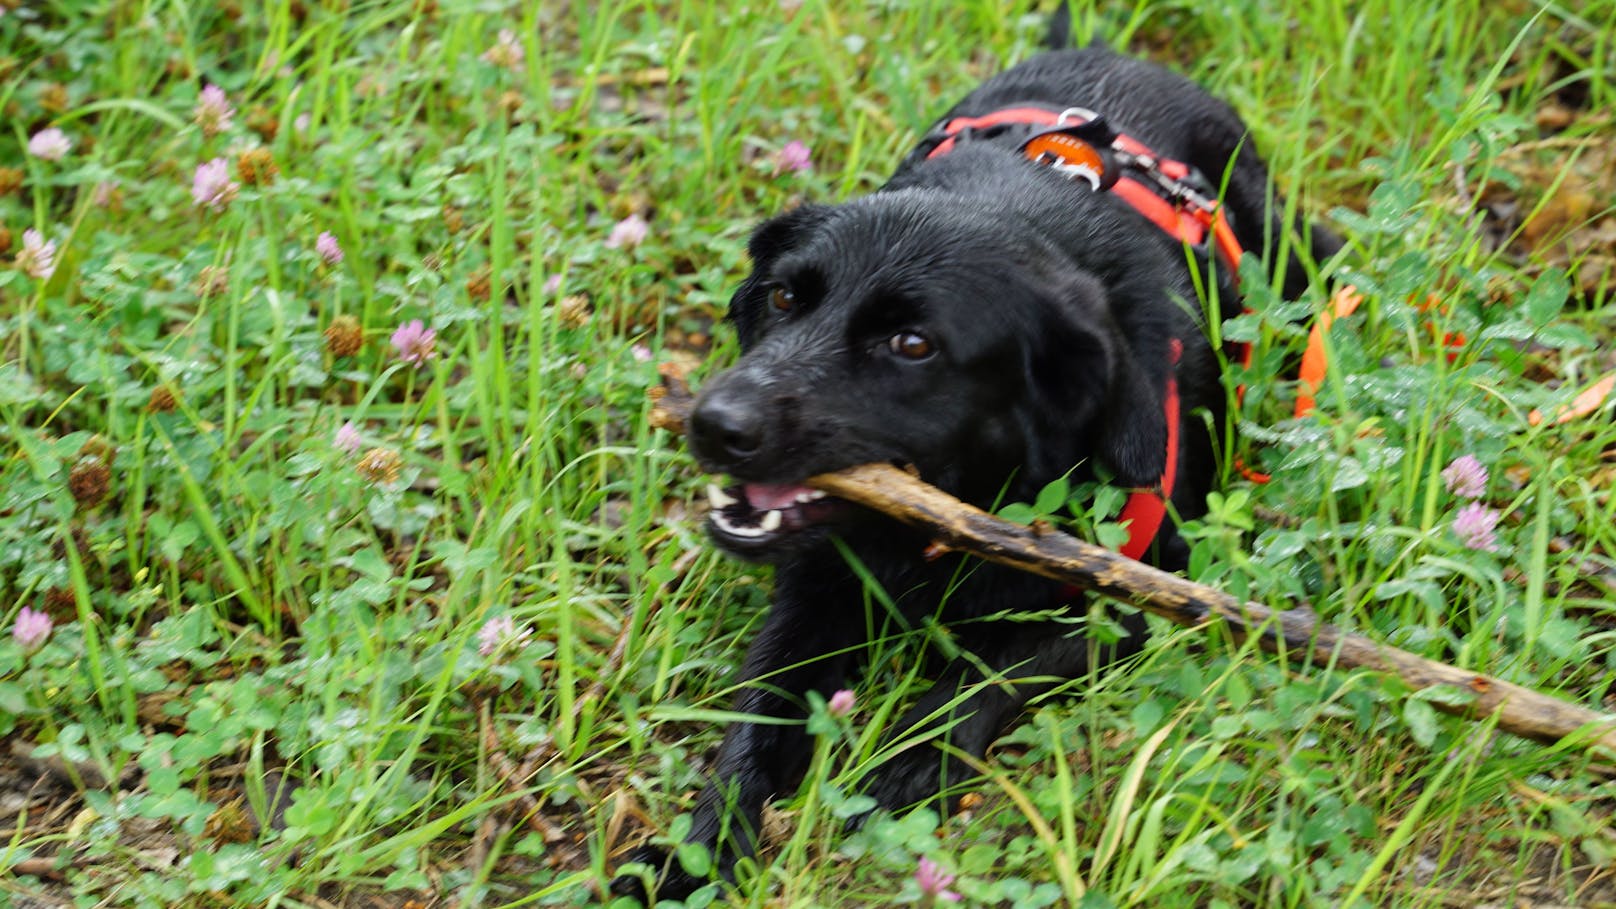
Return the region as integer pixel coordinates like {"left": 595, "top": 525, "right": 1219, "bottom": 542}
{"left": 705, "top": 480, "right": 851, "bottom": 555}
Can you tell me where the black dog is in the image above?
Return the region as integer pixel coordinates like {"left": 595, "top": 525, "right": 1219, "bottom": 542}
{"left": 613, "top": 33, "right": 1338, "bottom": 903}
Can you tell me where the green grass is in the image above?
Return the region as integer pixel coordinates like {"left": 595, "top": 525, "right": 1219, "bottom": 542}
{"left": 2, "top": 1, "right": 1614, "bottom": 906}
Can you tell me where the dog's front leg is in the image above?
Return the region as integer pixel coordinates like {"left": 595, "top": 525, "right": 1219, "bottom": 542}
{"left": 858, "top": 608, "right": 1148, "bottom": 818}
{"left": 613, "top": 573, "right": 858, "bottom": 901}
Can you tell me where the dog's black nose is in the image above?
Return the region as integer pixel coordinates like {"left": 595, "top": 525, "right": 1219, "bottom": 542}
{"left": 689, "top": 389, "right": 765, "bottom": 464}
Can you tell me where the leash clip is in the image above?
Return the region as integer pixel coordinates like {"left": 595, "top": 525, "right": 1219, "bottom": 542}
{"left": 1113, "top": 147, "right": 1219, "bottom": 216}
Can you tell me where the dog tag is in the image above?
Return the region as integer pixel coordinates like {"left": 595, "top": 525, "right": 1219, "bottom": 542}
{"left": 1019, "top": 119, "right": 1120, "bottom": 191}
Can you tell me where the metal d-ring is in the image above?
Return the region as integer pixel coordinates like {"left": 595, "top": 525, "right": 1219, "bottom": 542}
{"left": 1055, "top": 106, "right": 1102, "bottom": 126}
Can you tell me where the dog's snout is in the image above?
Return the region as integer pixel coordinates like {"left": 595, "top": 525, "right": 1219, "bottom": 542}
{"left": 690, "top": 388, "right": 766, "bottom": 465}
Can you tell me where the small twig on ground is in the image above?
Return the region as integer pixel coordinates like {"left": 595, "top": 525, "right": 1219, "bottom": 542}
{"left": 582, "top": 544, "right": 703, "bottom": 709}
{"left": 9, "top": 738, "right": 136, "bottom": 790}
{"left": 7, "top": 856, "right": 75, "bottom": 880}
{"left": 465, "top": 811, "right": 503, "bottom": 897}
{"left": 649, "top": 376, "right": 1616, "bottom": 760}
{"left": 476, "top": 697, "right": 585, "bottom": 867}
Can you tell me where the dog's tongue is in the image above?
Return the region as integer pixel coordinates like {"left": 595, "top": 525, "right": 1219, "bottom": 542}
{"left": 744, "top": 482, "right": 812, "bottom": 511}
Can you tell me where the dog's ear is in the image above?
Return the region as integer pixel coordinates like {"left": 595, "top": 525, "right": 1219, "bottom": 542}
{"left": 744, "top": 203, "right": 831, "bottom": 262}
{"left": 1031, "top": 275, "right": 1169, "bottom": 487}
{"left": 729, "top": 205, "right": 832, "bottom": 346}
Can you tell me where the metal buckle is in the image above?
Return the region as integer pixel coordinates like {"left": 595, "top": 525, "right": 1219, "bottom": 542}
{"left": 1116, "top": 148, "right": 1219, "bottom": 215}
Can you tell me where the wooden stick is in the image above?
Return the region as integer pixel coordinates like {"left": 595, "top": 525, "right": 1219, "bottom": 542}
{"left": 650, "top": 374, "right": 1616, "bottom": 757}
{"left": 809, "top": 463, "right": 1616, "bottom": 754}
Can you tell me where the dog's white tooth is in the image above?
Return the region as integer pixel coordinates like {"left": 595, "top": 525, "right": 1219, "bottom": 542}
{"left": 795, "top": 489, "right": 827, "bottom": 503}
{"left": 708, "top": 483, "right": 738, "bottom": 508}
{"left": 759, "top": 510, "right": 783, "bottom": 532}
{"left": 711, "top": 510, "right": 763, "bottom": 538}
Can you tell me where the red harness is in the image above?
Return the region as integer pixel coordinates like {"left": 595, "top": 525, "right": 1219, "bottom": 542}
{"left": 925, "top": 106, "right": 1246, "bottom": 280}
{"left": 925, "top": 105, "right": 1375, "bottom": 562}
{"left": 923, "top": 105, "right": 1237, "bottom": 560}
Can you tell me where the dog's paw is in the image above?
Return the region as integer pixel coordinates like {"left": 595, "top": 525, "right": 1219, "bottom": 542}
{"left": 608, "top": 844, "right": 665, "bottom": 904}
{"left": 609, "top": 843, "right": 715, "bottom": 905}
{"left": 858, "top": 750, "right": 961, "bottom": 818}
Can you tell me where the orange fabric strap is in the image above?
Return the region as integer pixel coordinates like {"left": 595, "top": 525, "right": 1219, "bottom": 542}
{"left": 1117, "top": 339, "right": 1183, "bottom": 561}
{"left": 1293, "top": 286, "right": 1364, "bottom": 417}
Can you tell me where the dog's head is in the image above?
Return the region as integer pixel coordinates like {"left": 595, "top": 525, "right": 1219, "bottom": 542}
{"left": 688, "top": 190, "right": 1173, "bottom": 560}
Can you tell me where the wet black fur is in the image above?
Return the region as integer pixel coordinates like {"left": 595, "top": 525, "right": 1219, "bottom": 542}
{"left": 611, "top": 40, "right": 1339, "bottom": 903}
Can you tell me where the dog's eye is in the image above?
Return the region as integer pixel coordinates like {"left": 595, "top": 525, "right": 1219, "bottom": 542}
{"left": 888, "top": 332, "right": 934, "bottom": 360}
{"left": 769, "top": 286, "right": 796, "bottom": 312}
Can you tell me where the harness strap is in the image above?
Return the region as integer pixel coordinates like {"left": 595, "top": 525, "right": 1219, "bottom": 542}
{"left": 925, "top": 106, "right": 1244, "bottom": 277}
{"left": 924, "top": 106, "right": 1068, "bottom": 158}
{"left": 1117, "top": 338, "right": 1183, "bottom": 561}
{"left": 1294, "top": 285, "right": 1365, "bottom": 417}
